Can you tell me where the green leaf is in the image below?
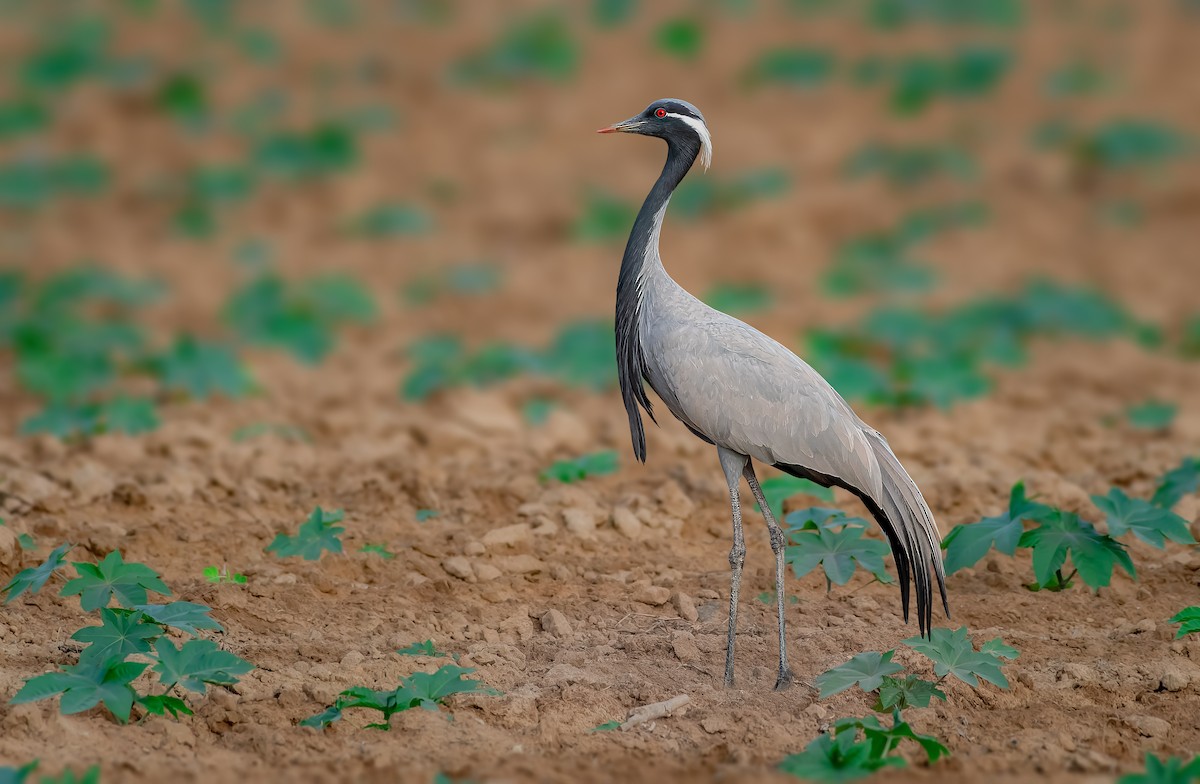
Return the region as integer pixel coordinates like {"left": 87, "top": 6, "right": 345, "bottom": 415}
{"left": 132, "top": 601, "right": 223, "bottom": 635}
{"left": 35, "top": 764, "right": 100, "bottom": 784}
{"left": 306, "top": 665, "right": 499, "bottom": 729}
{"left": 540, "top": 451, "right": 618, "bottom": 483}
{"left": 779, "top": 730, "right": 905, "bottom": 781}
{"left": 703, "top": 282, "right": 771, "bottom": 315}
{"left": 1170, "top": 607, "right": 1200, "bottom": 639}
{"left": 152, "top": 638, "right": 253, "bottom": 694}
{"left": 814, "top": 651, "right": 903, "bottom": 699}
{"left": 0, "top": 760, "right": 38, "bottom": 784}
{"left": 1092, "top": 488, "right": 1196, "bottom": 548}
{"left": 654, "top": 17, "right": 703, "bottom": 60}
{"left": 138, "top": 693, "right": 193, "bottom": 719}
{"left": 12, "top": 656, "right": 148, "bottom": 723}
{"left": 3, "top": 542, "right": 72, "bottom": 603}
{"left": 1117, "top": 753, "right": 1200, "bottom": 784}
{"left": 941, "top": 481, "right": 1054, "bottom": 573}
{"left": 903, "top": 627, "right": 1018, "bottom": 688}
{"left": 1127, "top": 401, "right": 1177, "bottom": 431}
{"left": 61, "top": 551, "right": 171, "bottom": 611}
{"left": 71, "top": 608, "right": 161, "bottom": 661}
{"left": 397, "top": 640, "right": 444, "bottom": 657}
{"left": 151, "top": 335, "right": 254, "bottom": 399}
{"left": 1018, "top": 510, "right": 1135, "bottom": 589}
{"left": 757, "top": 475, "right": 835, "bottom": 520}
{"left": 838, "top": 712, "right": 949, "bottom": 764}
{"left": 590, "top": 720, "right": 621, "bottom": 732}
{"left": 101, "top": 395, "right": 159, "bottom": 435}
{"left": 360, "top": 543, "right": 395, "bottom": 559}
{"left": 300, "top": 702, "right": 343, "bottom": 729}
{"left": 415, "top": 509, "right": 438, "bottom": 522}
{"left": 347, "top": 202, "right": 432, "bottom": 237}
{"left": 266, "top": 507, "right": 345, "bottom": 560}
{"left": 404, "top": 665, "right": 502, "bottom": 704}
{"left": 873, "top": 675, "right": 946, "bottom": 712}
{"left": 1153, "top": 457, "right": 1200, "bottom": 509}
{"left": 786, "top": 526, "right": 892, "bottom": 588}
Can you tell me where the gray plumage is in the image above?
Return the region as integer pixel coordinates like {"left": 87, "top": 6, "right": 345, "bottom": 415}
{"left": 600, "top": 99, "right": 948, "bottom": 689}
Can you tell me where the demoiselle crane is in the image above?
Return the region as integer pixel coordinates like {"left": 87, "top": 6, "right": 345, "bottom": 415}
{"left": 598, "top": 99, "right": 949, "bottom": 690}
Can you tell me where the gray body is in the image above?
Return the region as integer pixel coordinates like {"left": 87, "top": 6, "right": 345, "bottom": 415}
{"left": 601, "top": 99, "right": 948, "bottom": 689}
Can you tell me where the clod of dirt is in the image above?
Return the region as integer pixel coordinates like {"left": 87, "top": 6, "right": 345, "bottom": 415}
{"left": 1113, "top": 619, "right": 1156, "bottom": 637}
{"left": 700, "top": 716, "right": 729, "bottom": 734}
{"left": 612, "top": 507, "right": 642, "bottom": 539}
{"left": 671, "top": 633, "right": 701, "bottom": 663}
{"left": 475, "top": 563, "right": 502, "bottom": 582}
{"left": 563, "top": 508, "right": 599, "bottom": 537}
{"left": 494, "top": 554, "right": 545, "bottom": 574}
{"left": 482, "top": 523, "right": 532, "bottom": 548}
{"left": 1124, "top": 714, "right": 1171, "bottom": 738}
{"left": 442, "top": 556, "right": 475, "bottom": 581}
{"left": 673, "top": 591, "right": 699, "bottom": 622}
{"left": 633, "top": 585, "right": 671, "bottom": 606}
{"left": 541, "top": 609, "right": 572, "bottom": 638}
{"left": 0, "top": 526, "right": 19, "bottom": 569}
{"left": 1159, "top": 665, "right": 1191, "bottom": 692}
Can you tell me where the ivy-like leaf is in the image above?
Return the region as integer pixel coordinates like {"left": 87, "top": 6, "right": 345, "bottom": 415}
{"left": 1152, "top": 457, "right": 1200, "bottom": 509}
{"left": 539, "top": 451, "right": 618, "bottom": 483}
{"left": 0, "top": 760, "right": 39, "bottom": 784}
{"left": 151, "top": 335, "right": 254, "bottom": 400}
{"left": 815, "top": 651, "right": 904, "bottom": 699}
{"left": 778, "top": 731, "right": 905, "bottom": 781}
{"left": 783, "top": 507, "right": 869, "bottom": 532}
{"left": 266, "top": 507, "right": 345, "bottom": 561}
{"left": 11, "top": 656, "right": 149, "bottom": 723}
{"left": 303, "top": 665, "right": 499, "bottom": 730}
{"left": 299, "top": 702, "right": 344, "bottom": 729}
{"left": 404, "top": 665, "right": 502, "bottom": 705}
{"left": 1092, "top": 488, "right": 1196, "bottom": 548}
{"left": 132, "top": 601, "right": 224, "bottom": 636}
{"left": 757, "top": 475, "right": 835, "bottom": 521}
{"left": 940, "top": 481, "right": 1052, "bottom": 573}
{"left": 71, "top": 608, "right": 161, "bottom": 662}
{"left": 397, "top": 640, "right": 444, "bottom": 657}
{"left": 904, "top": 627, "right": 1018, "bottom": 688}
{"left": 61, "top": 551, "right": 171, "bottom": 611}
{"left": 3, "top": 541, "right": 72, "bottom": 603}
{"left": 1018, "top": 510, "right": 1135, "bottom": 589}
{"left": 873, "top": 675, "right": 946, "bottom": 712}
{"left": 833, "top": 712, "right": 949, "bottom": 764}
{"left": 138, "top": 694, "right": 194, "bottom": 719}
{"left": 786, "top": 526, "right": 892, "bottom": 588}
{"left": 152, "top": 638, "right": 254, "bottom": 694}
{"left": 1117, "top": 753, "right": 1200, "bottom": 784}
{"left": 1170, "top": 607, "right": 1200, "bottom": 639}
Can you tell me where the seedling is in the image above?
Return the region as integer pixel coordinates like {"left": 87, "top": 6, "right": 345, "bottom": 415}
{"left": 815, "top": 651, "right": 903, "bottom": 699}
{"left": 742, "top": 48, "right": 835, "bottom": 89}
{"left": 397, "top": 640, "right": 445, "bottom": 657}
{"left": 1126, "top": 401, "right": 1177, "bottom": 431}
{"left": 62, "top": 550, "right": 171, "bottom": 611}
{"left": 843, "top": 142, "right": 977, "bottom": 188}
{"left": 301, "top": 665, "right": 500, "bottom": 730}
{"left": 779, "top": 711, "right": 947, "bottom": 781}
{"left": 864, "top": 0, "right": 1022, "bottom": 28}
{"left": 1170, "top": 607, "right": 1200, "bottom": 639}
{"left": 540, "top": 450, "right": 618, "bottom": 483}
{"left": 1019, "top": 509, "right": 1134, "bottom": 591}
{"left": 3, "top": 542, "right": 73, "bottom": 603}
{"left": 755, "top": 478, "right": 834, "bottom": 522}
{"left": 1117, "top": 754, "right": 1200, "bottom": 784}
{"left": 654, "top": 18, "right": 703, "bottom": 60}
{"left": 1091, "top": 488, "right": 1195, "bottom": 548}
{"left": 573, "top": 190, "right": 636, "bottom": 243}
{"left": 203, "top": 566, "right": 247, "bottom": 584}
{"left": 147, "top": 336, "right": 255, "bottom": 400}
{"left": 757, "top": 590, "right": 799, "bottom": 606}
{"left": 1152, "top": 457, "right": 1199, "bottom": 509}
{"left": 266, "top": 507, "right": 345, "bottom": 560}
{"left": 0, "top": 761, "right": 38, "bottom": 783}
{"left": 590, "top": 720, "right": 621, "bottom": 732}
{"left": 703, "top": 282, "right": 771, "bottom": 315}
{"left": 671, "top": 167, "right": 789, "bottom": 220}
{"left": 786, "top": 521, "right": 893, "bottom": 590}
{"left": 450, "top": 12, "right": 577, "bottom": 85}
{"left": 874, "top": 675, "right": 946, "bottom": 711}
{"left": 346, "top": 203, "right": 432, "bottom": 237}
{"left": 941, "top": 481, "right": 1052, "bottom": 573}
{"left": 415, "top": 509, "right": 438, "bottom": 522}
{"left": 593, "top": 0, "right": 636, "bottom": 27}
{"left": 904, "top": 627, "right": 1018, "bottom": 688}
{"left": 359, "top": 544, "right": 395, "bottom": 559}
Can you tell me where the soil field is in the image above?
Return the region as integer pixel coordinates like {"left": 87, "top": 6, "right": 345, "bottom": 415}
{"left": 1, "top": 2, "right": 1200, "bottom": 782}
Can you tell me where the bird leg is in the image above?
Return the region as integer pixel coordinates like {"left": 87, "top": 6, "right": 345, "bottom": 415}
{"left": 717, "top": 448, "right": 749, "bottom": 688}
{"left": 743, "top": 462, "right": 795, "bottom": 691}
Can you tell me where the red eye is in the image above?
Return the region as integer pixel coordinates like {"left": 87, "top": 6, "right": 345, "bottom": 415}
{"left": 655, "top": 108, "right": 666, "bottom": 118}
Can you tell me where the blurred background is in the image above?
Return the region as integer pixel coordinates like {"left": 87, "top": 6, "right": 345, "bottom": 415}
{"left": 0, "top": 0, "right": 1198, "bottom": 439}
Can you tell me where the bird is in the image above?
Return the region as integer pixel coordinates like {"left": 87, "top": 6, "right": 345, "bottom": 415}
{"left": 597, "top": 98, "right": 949, "bottom": 691}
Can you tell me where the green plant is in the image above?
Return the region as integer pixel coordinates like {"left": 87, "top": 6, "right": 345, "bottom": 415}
{"left": 415, "top": 509, "right": 438, "bottom": 522}
{"left": 779, "top": 711, "right": 947, "bottom": 781}
{"left": 1153, "top": 457, "right": 1199, "bottom": 509}
{"left": 572, "top": 190, "right": 637, "bottom": 243}
{"left": 359, "top": 543, "right": 395, "bottom": 559}
{"left": 147, "top": 336, "right": 255, "bottom": 400}
{"left": 540, "top": 451, "right": 618, "bottom": 483}
{"left": 1170, "top": 607, "right": 1200, "bottom": 639}
{"left": 397, "top": 640, "right": 445, "bottom": 657}
{"left": 1020, "top": 509, "right": 1135, "bottom": 591}
{"left": 451, "top": 12, "right": 577, "bottom": 85}
{"left": 0, "top": 761, "right": 38, "bottom": 783}
{"left": 346, "top": 202, "right": 432, "bottom": 237}
{"left": 1092, "top": 488, "right": 1195, "bottom": 548}
{"left": 7, "top": 548, "right": 251, "bottom": 724}
{"left": 904, "top": 627, "right": 1018, "bottom": 688}
{"left": 266, "top": 507, "right": 345, "bottom": 560}
{"left": 203, "top": 566, "right": 247, "bottom": 584}
{"left": 785, "top": 515, "right": 893, "bottom": 590}
{"left": 854, "top": 46, "right": 1013, "bottom": 115}
{"left": 814, "top": 651, "right": 903, "bottom": 698}
{"left": 3, "top": 542, "right": 73, "bottom": 603}
{"left": 742, "top": 48, "right": 835, "bottom": 88}
{"left": 590, "top": 720, "right": 621, "bottom": 732}
{"left": 703, "top": 282, "right": 771, "bottom": 315}
{"left": 874, "top": 674, "right": 946, "bottom": 711}
{"left": 654, "top": 18, "right": 703, "bottom": 60}
{"left": 254, "top": 123, "right": 358, "bottom": 179}
{"left": 1117, "top": 754, "right": 1200, "bottom": 784}
{"left": 593, "top": 0, "right": 636, "bottom": 27}
{"left": 755, "top": 478, "right": 834, "bottom": 521}
{"left": 843, "top": 142, "right": 977, "bottom": 188}
{"left": 941, "top": 481, "right": 1051, "bottom": 573}
{"left": 301, "top": 665, "right": 499, "bottom": 729}
{"left": 671, "top": 167, "right": 789, "bottom": 220}
{"left": 864, "top": 0, "right": 1023, "bottom": 28}
{"left": 1126, "top": 401, "right": 1177, "bottom": 430}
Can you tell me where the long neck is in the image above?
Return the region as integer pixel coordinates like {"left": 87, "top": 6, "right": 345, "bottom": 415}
{"left": 615, "top": 139, "right": 698, "bottom": 463}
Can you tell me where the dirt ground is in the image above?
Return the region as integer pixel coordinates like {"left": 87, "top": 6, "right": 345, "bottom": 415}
{"left": 2, "top": 2, "right": 1200, "bottom": 782}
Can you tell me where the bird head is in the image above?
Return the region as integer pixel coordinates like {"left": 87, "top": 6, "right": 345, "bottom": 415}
{"left": 597, "top": 99, "right": 712, "bottom": 171}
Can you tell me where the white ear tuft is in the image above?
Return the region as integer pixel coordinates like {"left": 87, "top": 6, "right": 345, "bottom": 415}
{"left": 667, "top": 112, "right": 712, "bottom": 171}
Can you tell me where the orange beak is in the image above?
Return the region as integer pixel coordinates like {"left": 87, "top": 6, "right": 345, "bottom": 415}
{"left": 596, "top": 118, "right": 643, "bottom": 134}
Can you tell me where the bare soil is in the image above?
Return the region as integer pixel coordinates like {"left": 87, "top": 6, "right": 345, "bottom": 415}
{"left": 2, "top": 2, "right": 1200, "bottom": 782}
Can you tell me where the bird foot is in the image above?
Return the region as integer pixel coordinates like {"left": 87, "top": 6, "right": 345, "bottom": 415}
{"left": 774, "top": 669, "right": 795, "bottom": 692}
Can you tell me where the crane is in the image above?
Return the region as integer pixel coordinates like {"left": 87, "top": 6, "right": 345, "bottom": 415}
{"left": 598, "top": 99, "right": 949, "bottom": 691}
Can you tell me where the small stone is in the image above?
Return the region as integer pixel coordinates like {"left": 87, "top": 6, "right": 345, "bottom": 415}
{"left": 274, "top": 573, "right": 297, "bottom": 585}
{"left": 1124, "top": 714, "right": 1170, "bottom": 738}
{"left": 633, "top": 585, "right": 671, "bottom": 606}
{"left": 475, "top": 563, "right": 502, "bottom": 582}
{"left": 340, "top": 650, "right": 365, "bottom": 668}
{"left": 697, "top": 589, "right": 720, "bottom": 601}
{"left": 1160, "top": 666, "right": 1190, "bottom": 692}
{"left": 700, "top": 717, "right": 728, "bottom": 734}
{"left": 442, "top": 556, "right": 475, "bottom": 581}
{"left": 612, "top": 507, "right": 643, "bottom": 539}
{"left": 0, "top": 526, "right": 19, "bottom": 569}
{"left": 563, "top": 508, "right": 598, "bottom": 537}
{"left": 499, "top": 613, "right": 535, "bottom": 641}
{"left": 464, "top": 540, "right": 486, "bottom": 556}
{"left": 673, "top": 592, "right": 699, "bottom": 622}
{"left": 495, "top": 555, "right": 545, "bottom": 575}
{"left": 482, "top": 523, "right": 532, "bottom": 548}
{"left": 803, "top": 703, "right": 828, "bottom": 719}
{"left": 1057, "top": 662, "right": 1096, "bottom": 685}
{"left": 541, "top": 609, "right": 573, "bottom": 638}
{"left": 672, "top": 633, "right": 701, "bottom": 663}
